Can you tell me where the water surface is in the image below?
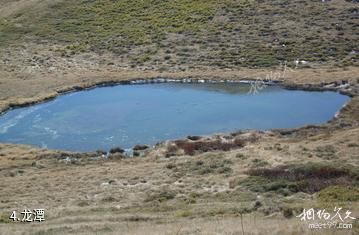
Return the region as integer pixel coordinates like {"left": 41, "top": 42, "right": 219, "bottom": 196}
{"left": 0, "top": 83, "right": 349, "bottom": 151}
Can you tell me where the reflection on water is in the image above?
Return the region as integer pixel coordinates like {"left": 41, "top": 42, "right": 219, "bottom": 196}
{"left": 0, "top": 83, "right": 350, "bottom": 151}
{"left": 165, "top": 83, "right": 256, "bottom": 94}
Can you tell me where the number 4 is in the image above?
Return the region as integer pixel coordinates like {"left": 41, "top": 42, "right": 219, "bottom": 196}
{"left": 9, "top": 211, "right": 17, "bottom": 221}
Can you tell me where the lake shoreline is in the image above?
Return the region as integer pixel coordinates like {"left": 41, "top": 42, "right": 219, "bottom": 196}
{"left": 1, "top": 68, "right": 357, "bottom": 114}
{"left": 0, "top": 80, "right": 350, "bottom": 153}
{"left": 0, "top": 68, "right": 358, "bottom": 235}
{"left": 0, "top": 68, "right": 358, "bottom": 153}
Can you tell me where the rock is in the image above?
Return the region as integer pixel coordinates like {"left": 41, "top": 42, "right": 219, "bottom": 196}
{"left": 109, "top": 147, "right": 125, "bottom": 154}
{"left": 187, "top": 135, "right": 202, "bottom": 141}
{"left": 96, "top": 150, "right": 107, "bottom": 155}
{"left": 133, "top": 145, "right": 149, "bottom": 151}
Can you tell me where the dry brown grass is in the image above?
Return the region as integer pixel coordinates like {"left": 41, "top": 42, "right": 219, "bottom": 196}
{"left": 0, "top": 124, "right": 358, "bottom": 234}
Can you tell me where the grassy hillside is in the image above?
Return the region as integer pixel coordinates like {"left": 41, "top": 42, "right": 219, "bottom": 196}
{"left": 0, "top": 0, "right": 358, "bottom": 68}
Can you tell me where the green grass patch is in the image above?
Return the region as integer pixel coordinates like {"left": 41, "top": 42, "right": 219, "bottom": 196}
{"left": 6, "top": 0, "right": 226, "bottom": 49}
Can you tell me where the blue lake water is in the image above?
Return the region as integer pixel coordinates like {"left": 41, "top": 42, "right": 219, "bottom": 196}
{"left": 0, "top": 83, "right": 350, "bottom": 152}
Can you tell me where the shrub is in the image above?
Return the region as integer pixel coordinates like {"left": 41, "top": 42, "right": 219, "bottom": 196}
{"left": 245, "top": 163, "right": 358, "bottom": 194}
{"left": 247, "top": 163, "right": 354, "bottom": 182}
{"left": 317, "top": 186, "right": 359, "bottom": 202}
{"left": 174, "top": 138, "right": 246, "bottom": 156}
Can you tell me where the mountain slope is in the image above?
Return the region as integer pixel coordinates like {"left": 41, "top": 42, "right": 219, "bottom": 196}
{"left": 0, "top": 0, "right": 358, "bottom": 69}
